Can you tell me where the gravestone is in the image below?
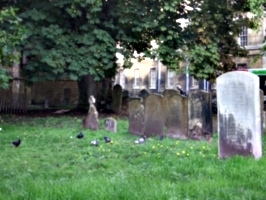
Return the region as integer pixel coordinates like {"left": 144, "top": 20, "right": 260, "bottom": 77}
{"left": 128, "top": 97, "right": 144, "bottom": 135}
{"left": 188, "top": 90, "right": 213, "bottom": 141}
{"left": 217, "top": 71, "right": 262, "bottom": 159}
{"left": 144, "top": 94, "right": 164, "bottom": 137}
{"left": 138, "top": 89, "right": 150, "bottom": 103}
{"left": 164, "top": 93, "right": 188, "bottom": 139}
{"left": 112, "top": 84, "right": 122, "bottom": 114}
{"left": 83, "top": 95, "right": 99, "bottom": 130}
{"left": 105, "top": 117, "right": 117, "bottom": 133}
{"left": 163, "top": 89, "right": 179, "bottom": 126}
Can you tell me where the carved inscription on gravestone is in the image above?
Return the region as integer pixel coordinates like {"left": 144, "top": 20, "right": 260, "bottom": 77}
{"left": 144, "top": 94, "right": 164, "bottom": 137}
{"left": 217, "top": 71, "right": 262, "bottom": 159}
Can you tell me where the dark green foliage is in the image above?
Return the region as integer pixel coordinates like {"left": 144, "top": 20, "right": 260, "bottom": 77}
{"left": 0, "top": 0, "right": 264, "bottom": 85}
{"left": 0, "top": 7, "right": 26, "bottom": 88}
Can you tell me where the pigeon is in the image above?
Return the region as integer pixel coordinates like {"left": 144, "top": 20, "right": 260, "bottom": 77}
{"left": 91, "top": 139, "right": 99, "bottom": 146}
{"left": 103, "top": 136, "right": 111, "bottom": 143}
{"left": 77, "top": 132, "right": 84, "bottom": 139}
{"left": 134, "top": 135, "right": 146, "bottom": 144}
{"left": 12, "top": 139, "right": 21, "bottom": 147}
{"left": 159, "top": 135, "right": 165, "bottom": 141}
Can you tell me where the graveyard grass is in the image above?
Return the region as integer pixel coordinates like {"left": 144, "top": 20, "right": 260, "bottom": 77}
{"left": 1, "top": 115, "right": 266, "bottom": 200}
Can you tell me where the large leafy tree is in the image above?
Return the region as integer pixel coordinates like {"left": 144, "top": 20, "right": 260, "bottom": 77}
{"left": 0, "top": 0, "right": 264, "bottom": 103}
{"left": 0, "top": 7, "right": 26, "bottom": 89}
{"left": 152, "top": 0, "right": 265, "bottom": 81}
{"left": 0, "top": 0, "right": 188, "bottom": 107}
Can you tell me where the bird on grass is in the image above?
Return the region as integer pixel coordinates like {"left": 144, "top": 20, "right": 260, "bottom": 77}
{"left": 91, "top": 139, "right": 99, "bottom": 146}
{"left": 12, "top": 139, "right": 21, "bottom": 147}
{"left": 77, "top": 132, "right": 84, "bottom": 139}
{"left": 159, "top": 135, "right": 165, "bottom": 141}
{"left": 103, "top": 136, "right": 111, "bottom": 143}
{"left": 134, "top": 135, "right": 146, "bottom": 144}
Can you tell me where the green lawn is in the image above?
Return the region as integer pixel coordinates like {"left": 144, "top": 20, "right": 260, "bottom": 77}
{"left": 0, "top": 114, "right": 266, "bottom": 200}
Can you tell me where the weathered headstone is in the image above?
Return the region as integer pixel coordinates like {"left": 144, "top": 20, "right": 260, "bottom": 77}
{"left": 112, "top": 84, "right": 122, "bottom": 114}
{"left": 188, "top": 90, "right": 213, "bottom": 141}
{"left": 144, "top": 94, "right": 164, "bottom": 137}
{"left": 164, "top": 93, "right": 188, "bottom": 139}
{"left": 83, "top": 95, "right": 99, "bottom": 130}
{"left": 217, "top": 71, "right": 262, "bottom": 159}
{"left": 105, "top": 117, "right": 117, "bottom": 133}
{"left": 128, "top": 97, "right": 144, "bottom": 135}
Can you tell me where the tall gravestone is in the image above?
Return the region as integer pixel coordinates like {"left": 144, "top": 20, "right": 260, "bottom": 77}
{"left": 144, "top": 94, "right": 165, "bottom": 137}
{"left": 112, "top": 84, "right": 122, "bottom": 114}
{"left": 128, "top": 97, "right": 144, "bottom": 135}
{"left": 83, "top": 95, "right": 99, "bottom": 130}
{"left": 164, "top": 92, "right": 188, "bottom": 139}
{"left": 188, "top": 90, "right": 213, "bottom": 141}
{"left": 217, "top": 71, "right": 262, "bottom": 159}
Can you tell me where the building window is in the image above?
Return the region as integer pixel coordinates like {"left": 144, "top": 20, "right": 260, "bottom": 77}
{"left": 119, "top": 69, "right": 125, "bottom": 88}
{"left": 191, "top": 77, "right": 199, "bottom": 89}
{"left": 237, "top": 63, "right": 247, "bottom": 69}
{"left": 167, "top": 69, "right": 175, "bottom": 88}
{"left": 240, "top": 26, "right": 248, "bottom": 46}
{"left": 133, "top": 69, "right": 141, "bottom": 89}
{"left": 150, "top": 68, "right": 157, "bottom": 89}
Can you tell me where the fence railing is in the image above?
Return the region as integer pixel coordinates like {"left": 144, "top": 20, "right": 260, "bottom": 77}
{"left": 0, "top": 90, "right": 27, "bottom": 113}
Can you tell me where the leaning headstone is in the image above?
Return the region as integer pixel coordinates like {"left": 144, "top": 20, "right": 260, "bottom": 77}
{"left": 104, "top": 117, "right": 117, "bottom": 133}
{"left": 144, "top": 94, "right": 164, "bottom": 137}
{"left": 188, "top": 90, "right": 212, "bottom": 141}
{"left": 217, "top": 71, "right": 262, "bottom": 159}
{"left": 164, "top": 93, "right": 188, "bottom": 139}
{"left": 128, "top": 97, "right": 144, "bottom": 135}
{"left": 112, "top": 84, "right": 122, "bottom": 114}
{"left": 83, "top": 95, "right": 99, "bottom": 130}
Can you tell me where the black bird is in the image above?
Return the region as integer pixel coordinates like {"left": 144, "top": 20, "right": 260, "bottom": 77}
{"left": 12, "top": 139, "right": 21, "bottom": 147}
{"left": 77, "top": 132, "right": 84, "bottom": 139}
{"left": 159, "top": 135, "right": 165, "bottom": 141}
{"left": 134, "top": 135, "right": 146, "bottom": 144}
{"left": 91, "top": 139, "right": 99, "bottom": 146}
{"left": 103, "top": 136, "right": 111, "bottom": 143}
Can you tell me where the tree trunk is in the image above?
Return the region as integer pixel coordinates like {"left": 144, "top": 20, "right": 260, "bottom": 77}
{"left": 77, "top": 74, "right": 98, "bottom": 111}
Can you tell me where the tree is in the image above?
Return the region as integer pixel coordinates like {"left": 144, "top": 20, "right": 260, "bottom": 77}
{"left": 0, "top": 7, "right": 26, "bottom": 89}
{"left": 1, "top": 0, "right": 187, "bottom": 108}
{"left": 152, "top": 0, "right": 265, "bottom": 82}
{"left": 0, "top": 0, "right": 264, "bottom": 104}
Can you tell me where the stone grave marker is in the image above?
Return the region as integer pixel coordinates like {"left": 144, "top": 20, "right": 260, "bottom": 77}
{"left": 105, "top": 117, "right": 117, "bottom": 133}
{"left": 144, "top": 94, "right": 164, "bottom": 137}
{"left": 128, "top": 97, "right": 144, "bottom": 135}
{"left": 112, "top": 84, "right": 122, "bottom": 114}
{"left": 83, "top": 95, "right": 99, "bottom": 130}
{"left": 188, "top": 90, "right": 213, "bottom": 141}
{"left": 163, "top": 89, "right": 179, "bottom": 127}
{"left": 164, "top": 93, "right": 188, "bottom": 139}
{"left": 217, "top": 71, "right": 262, "bottom": 159}
{"left": 138, "top": 89, "right": 150, "bottom": 102}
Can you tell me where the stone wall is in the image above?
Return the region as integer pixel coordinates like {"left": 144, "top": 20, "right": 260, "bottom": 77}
{"left": 31, "top": 80, "right": 79, "bottom": 106}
